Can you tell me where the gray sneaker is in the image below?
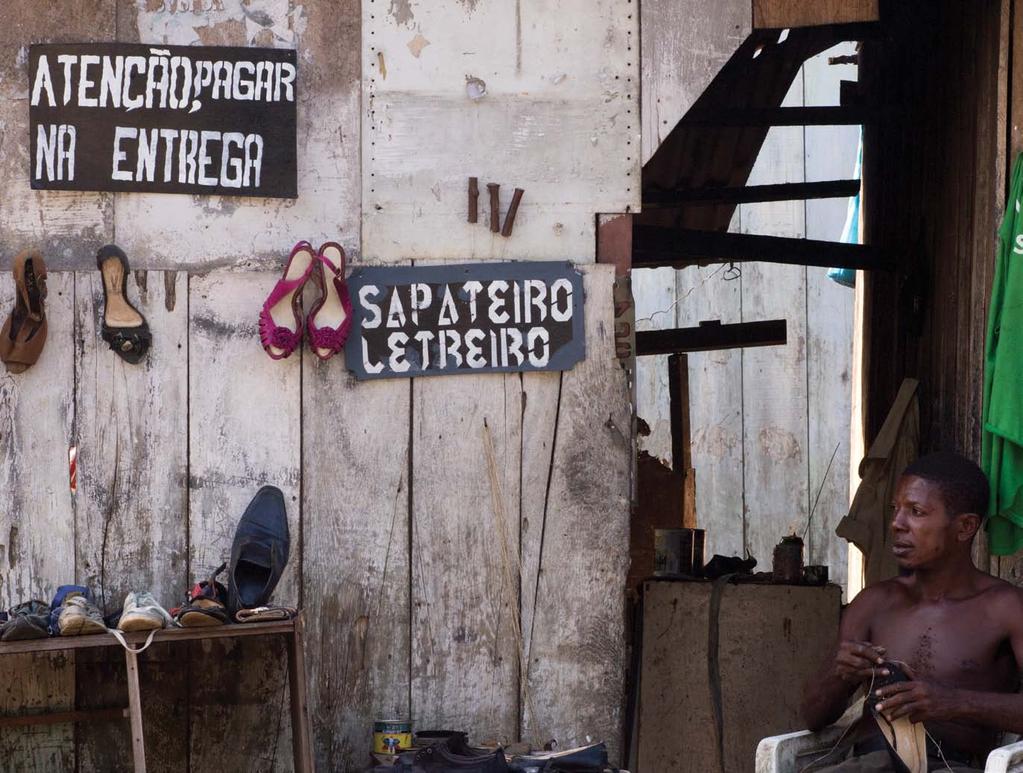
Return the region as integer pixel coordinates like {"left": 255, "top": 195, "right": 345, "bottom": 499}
{"left": 57, "top": 594, "right": 107, "bottom": 636}
{"left": 117, "top": 591, "right": 173, "bottom": 632}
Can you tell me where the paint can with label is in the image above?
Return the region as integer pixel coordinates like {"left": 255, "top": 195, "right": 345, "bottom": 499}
{"left": 373, "top": 719, "right": 413, "bottom": 754}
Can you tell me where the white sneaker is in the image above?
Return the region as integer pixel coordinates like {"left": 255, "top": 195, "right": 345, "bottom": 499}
{"left": 117, "top": 591, "right": 173, "bottom": 632}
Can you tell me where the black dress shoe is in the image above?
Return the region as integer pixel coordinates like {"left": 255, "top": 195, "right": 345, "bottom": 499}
{"left": 227, "top": 486, "right": 290, "bottom": 617}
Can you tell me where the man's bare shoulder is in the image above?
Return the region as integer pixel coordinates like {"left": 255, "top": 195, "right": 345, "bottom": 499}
{"left": 977, "top": 574, "right": 1023, "bottom": 614}
{"left": 847, "top": 577, "right": 911, "bottom": 610}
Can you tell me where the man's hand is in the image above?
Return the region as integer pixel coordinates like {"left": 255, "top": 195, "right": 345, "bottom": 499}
{"left": 833, "top": 641, "right": 889, "bottom": 685}
{"left": 874, "top": 666, "right": 958, "bottom": 724}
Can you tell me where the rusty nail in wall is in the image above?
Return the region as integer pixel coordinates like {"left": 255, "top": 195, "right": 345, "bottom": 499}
{"left": 468, "top": 177, "right": 479, "bottom": 223}
{"left": 501, "top": 188, "right": 524, "bottom": 237}
{"left": 487, "top": 183, "right": 501, "bottom": 233}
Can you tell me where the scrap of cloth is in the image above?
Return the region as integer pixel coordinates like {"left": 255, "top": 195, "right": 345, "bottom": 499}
{"left": 983, "top": 152, "right": 1023, "bottom": 555}
{"left": 837, "top": 378, "right": 919, "bottom": 585}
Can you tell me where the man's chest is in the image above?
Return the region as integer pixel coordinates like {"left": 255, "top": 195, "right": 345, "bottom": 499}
{"left": 869, "top": 604, "right": 1012, "bottom": 690}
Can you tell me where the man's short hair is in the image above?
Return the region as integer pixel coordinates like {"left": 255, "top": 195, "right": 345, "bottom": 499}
{"left": 902, "top": 451, "right": 990, "bottom": 517}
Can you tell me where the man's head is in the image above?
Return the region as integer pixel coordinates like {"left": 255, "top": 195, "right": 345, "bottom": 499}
{"left": 891, "top": 451, "right": 990, "bottom": 569}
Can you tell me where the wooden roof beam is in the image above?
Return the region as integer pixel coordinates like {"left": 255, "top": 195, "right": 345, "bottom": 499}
{"left": 632, "top": 226, "right": 891, "bottom": 271}
{"left": 683, "top": 105, "right": 872, "bottom": 127}
{"left": 643, "top": 179, "right": 861, "bottom": 207}
{"left": 752, "top": 0, "right": 879, "bottom": 30}
{"left": 636, "top": 320, "right": 787, "bottom": 357}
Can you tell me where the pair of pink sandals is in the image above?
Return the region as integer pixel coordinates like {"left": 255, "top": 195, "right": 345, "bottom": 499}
{"left": 259, "top": 241, "right": 353, "bottom": 361}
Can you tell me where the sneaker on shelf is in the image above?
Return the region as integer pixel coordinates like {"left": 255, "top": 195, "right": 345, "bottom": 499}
{"left": 173, "top": 565, "right": 229, "bottom": 628}
{"left": 117, "top": 591, "right": 173, "bottom": 632}
{"left": 48, "top": 584, "right": 90, "bottom": 634}
{"left": 1, "top": 600, "right": 51, "bottom": 641}
{"left": 56, "top": 594, "right": 107, "bottom": 636}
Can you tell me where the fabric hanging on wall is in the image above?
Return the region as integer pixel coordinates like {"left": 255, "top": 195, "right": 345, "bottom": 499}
{"left": 836, "top": 378, "right": 919, "bottom": 586}
{"left": 982, "top": 153, "right": 1023, "bottom": 556}
{"left": 827, "top": 128, "right": 863, "bottom": 289}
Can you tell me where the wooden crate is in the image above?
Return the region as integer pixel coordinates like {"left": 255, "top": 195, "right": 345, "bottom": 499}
{"left": 637, "top": 580, "right": 841, "bottom": 773}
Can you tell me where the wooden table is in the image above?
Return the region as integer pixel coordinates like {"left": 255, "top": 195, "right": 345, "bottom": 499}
{"left": 0, "top": 615, "right": 313, "bottom": 773}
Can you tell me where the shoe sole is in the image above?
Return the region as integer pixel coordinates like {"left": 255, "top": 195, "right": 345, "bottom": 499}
{"left": 118, "top": 613, "right": 164, "bottom": 632}
{"left": 178, "top": 610, "right": 224, "bottom": 627}
{"left": 59, "top": 616, "right": 107, "bottom": 636}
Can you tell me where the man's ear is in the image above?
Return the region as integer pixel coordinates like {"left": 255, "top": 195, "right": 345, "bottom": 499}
{"left": 956, "top": 512, "right": 982, "bottom": 542}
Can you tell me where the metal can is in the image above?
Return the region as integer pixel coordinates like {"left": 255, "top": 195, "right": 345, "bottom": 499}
{"left": 654, "top": 528, "right": 695, "bottom": 576}
{"left": 373, "top": 719, "right": 412, "bottom": 754}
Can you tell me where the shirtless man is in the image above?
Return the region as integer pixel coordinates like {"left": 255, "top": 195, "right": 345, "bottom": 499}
{"left": 801, "top": 452, "right": 1023, "bottom": 771}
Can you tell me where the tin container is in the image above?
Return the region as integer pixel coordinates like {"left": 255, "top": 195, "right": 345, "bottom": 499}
{"left": 803, "top": 564, "right": 829, "bottom": 586}
{"left": 772, "top": 534, "right": 804, "bottom": 584}
{"left": 654, "top": 528, "right": 695, "bottom": 576}
{"left": 373, "top": 719, "right": 412, "bottom": 754}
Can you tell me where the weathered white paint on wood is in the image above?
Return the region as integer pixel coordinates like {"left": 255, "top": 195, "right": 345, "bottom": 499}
{"left": 302, "top": 355, "right": 411, "bottom": 772}
{"left": 111, "top": 0, "right": 362, "bottom": 271}
{"left": 518, "top": 369, "right": 561, "bottom": 738}
{"left": 73, "top": 269, "right": 191, "bottom": 773}
{"left": 0, "top": 272, "right": 75, "bottom": 772}
{"left": 0, "top": 4, "right": 114, "bottom": 270}
{"left": 675, "top": 261, "right": 746, "bottom": 559}
{"left": 0, "top": 272, "right": 75, "bottom": 608}
{"left": 411, "top": 371, "right": 522, "bottom": 740}
{"left": 640, "top": 0, "right": 751, "bottom": 164}
{"left": 804, "top": 45, "right": 858, "bottom": 585}
{"left": 740, "top": 75, "right": 811, "bottom": 568}
{"left": 522, "top": 265, "right": 630, "bottom": 761}
{"left": 73, "top": 270, "right": 188, "bottom": 615}
{"left": 188, "top": 271, "right": 299, "bottom": 773}
{"left": 363, "top": 0, "right": 640, "bottom": 262}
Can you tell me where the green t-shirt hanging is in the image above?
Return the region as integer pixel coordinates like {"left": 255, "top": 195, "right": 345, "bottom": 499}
{"left": 983, "top": 153, "right": 1023, "bottom": 554}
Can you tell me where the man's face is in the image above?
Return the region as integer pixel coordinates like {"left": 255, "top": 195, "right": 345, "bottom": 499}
{"left": 890, "top": 475, "right": 960, "bottom": 569}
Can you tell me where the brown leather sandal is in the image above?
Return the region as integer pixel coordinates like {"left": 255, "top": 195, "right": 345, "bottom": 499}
{"left": 0, "top": 250, "right": 48, "bottom": 374}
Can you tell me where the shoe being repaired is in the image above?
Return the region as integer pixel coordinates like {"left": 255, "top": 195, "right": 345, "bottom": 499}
{"left": 801, "top": 452, "right": 1023, "bottom": 772}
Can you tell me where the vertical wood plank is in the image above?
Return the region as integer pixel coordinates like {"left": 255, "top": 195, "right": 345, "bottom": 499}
{"left": 0, "top": 3, "right": 114, "bottom": 271}
{"left": 676, "top": 260, "right": 745, "bottom": 559}
{"left": 188, "top": 271, "right": 301, "bottom": 773}
{"left": 522, "top": 265, "right": 631, "bottom": 762}
{"left": 74, "top": 270, "right": 188, "bottom": 615}
{"left": 803, "top": 45, "right": 859, "bottom": 589}
{"left": 633, "top": 267, "right": 678, "bottom": 466}
{"left": 0, "top": 271, "right": 76, "bottom": 772}
{"left": 73, "top": 268, "right": 189, "bottom": 773}
{"left": 302, "top": 355, "right": 411, "bottom": 772}
{"left": 740, "top": 74, "right": 810, "bottom": 568}
{"left": 411, "top": 372, "right": 522, "bottom": 741}
{"left": 640, "top": 0, "right": 750, "bottom": 164}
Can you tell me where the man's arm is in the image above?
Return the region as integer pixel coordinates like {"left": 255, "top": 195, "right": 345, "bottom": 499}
{"left": 875, "top": 586, "right": 1023, "bottom": 732}
{"left": 802, "top": 585, "right": 889, "bottom": 731}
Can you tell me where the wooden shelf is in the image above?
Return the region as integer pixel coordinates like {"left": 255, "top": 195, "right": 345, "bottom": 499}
{"left": 0, "top": 620, "right": 295, "bottom": 656}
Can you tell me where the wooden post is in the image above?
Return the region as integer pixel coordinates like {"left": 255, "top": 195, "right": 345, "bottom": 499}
{"left": 667, "top": 353, "right": 692, "bottom": 474}
{"left": 124, "top": 649, "right": 146, "bottom": 773}
{"left": 668, "top": 353, "right": 698, "bottom": 527}
{"left": 288, "top": 614, "right": 314, "bottom": 773}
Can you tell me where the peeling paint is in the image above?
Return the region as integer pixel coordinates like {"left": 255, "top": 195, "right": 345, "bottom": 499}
{"left": 388, "top": 0, "right": 415, "bottom": 27}
{"left": 407, "top": 33, "right": 430, "bottom": 58}
{"left": 134, "top": 0, "right": 307, "bottom": 47}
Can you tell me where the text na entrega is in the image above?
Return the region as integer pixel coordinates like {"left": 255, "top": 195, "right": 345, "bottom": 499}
{"left": 28, "top": 43, "right": 297, "bottom": 198}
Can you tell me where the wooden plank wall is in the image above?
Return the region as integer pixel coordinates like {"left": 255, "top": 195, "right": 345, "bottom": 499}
{"left": 0, "top": 1, "right": 635, "bottom": 771}
{"left": 636, "top": 0, "right": 857, "bottom": 587}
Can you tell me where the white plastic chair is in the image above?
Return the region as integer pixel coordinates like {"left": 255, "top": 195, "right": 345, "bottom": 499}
{"left": 756, "top": 705, "right": 1023, "bottom": 773}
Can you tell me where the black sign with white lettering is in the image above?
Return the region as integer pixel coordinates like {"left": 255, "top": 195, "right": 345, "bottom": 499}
{"left": 345, "top": 262, "right": 586, "bottom": 380}
{"left": 29, "top": 43, "right": 296, "bottom": 197}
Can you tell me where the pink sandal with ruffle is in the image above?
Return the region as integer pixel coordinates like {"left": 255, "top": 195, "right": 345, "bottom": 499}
{"left": 306, "top": 242, "right": 353, "bottom": 360}
{"left": 259, "top": 241, "right": 316, "bottom": 360}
